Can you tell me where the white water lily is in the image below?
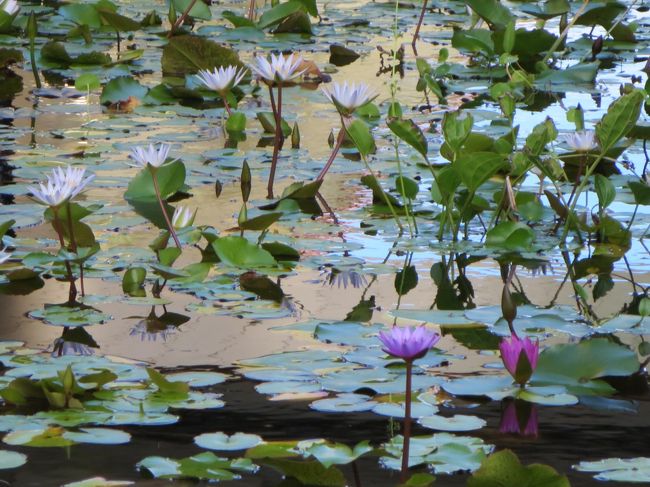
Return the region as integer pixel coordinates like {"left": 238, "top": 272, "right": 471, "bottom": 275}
{"left": 128, "top": 143, "right": 173, "bottom": 169}
{"left": 172, "top": 206, "right": 196, "bottom": 230}
{"left": 564, "top": 130, "right": 598, "bottom": 152}
{"left": 250, "top": 53, "right": 305, "bottom": 84}
{"left": 49, "top": 166, "right": 95, "bottom": 200}
{"left": 27, "top": 165, "right": 95, "bottom": 207}
{"left": 322, "top": 82, "right": 376, "bottom": 115}
{"left": 0, "top": 250, "right": 10, "bottom": 264}
{"left": 1, "top": 0, "right": 19, "bottom": 16}
{"left": 196, "top": 65, "right": 247, "bottom": 93}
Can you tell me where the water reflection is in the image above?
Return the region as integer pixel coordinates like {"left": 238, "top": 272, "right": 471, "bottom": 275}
{"left": 51, "top": 327, "right": 97, "bottom": 357}
{"left": 499, "top": 399, "right": 539, "bottom": 438}
{"left": 128, "top": 306, "right": 190, "bottom": 342}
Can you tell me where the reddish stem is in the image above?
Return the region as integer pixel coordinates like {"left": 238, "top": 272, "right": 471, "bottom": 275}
{"left": 412, "top": 0, "right": 428, "bottom": 54}
{"left": 52, "top": 206, "right": 77, "bottom": 303}
{"left": 151, "top": 169, "right": 182, "bottom": 249}
{"left": 267, "top": 83, "right": 284, "bottom": 199}
{"left": 400, "top": 360, "right": 413, "bottom": 483}
{"left": 317, "top": 128, "right": 345, "bottom": 181}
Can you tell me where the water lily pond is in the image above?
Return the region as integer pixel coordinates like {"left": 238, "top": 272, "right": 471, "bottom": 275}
{"left": 0, "top": 0, "right": 649, "bottom": 485}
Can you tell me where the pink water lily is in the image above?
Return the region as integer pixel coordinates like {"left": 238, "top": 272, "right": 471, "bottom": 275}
{"left": 499, "top": 334, "right": 539, "bottom": 386}
{"left": 378, "top": 325, "right": 440, "bottom": 362}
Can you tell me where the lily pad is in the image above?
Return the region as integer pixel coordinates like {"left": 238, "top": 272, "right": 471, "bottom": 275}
{"left": 195, "top": 432, "right": 263, "bottom": 451}
{"left": 418, "top": 414, "right": 487, "bottom": 432}
{"left": 0, "top": 450, "right": 26, "bottom": 469}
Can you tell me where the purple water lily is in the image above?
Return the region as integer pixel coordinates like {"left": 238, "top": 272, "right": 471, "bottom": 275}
{"left": 378, "top": 325, "right": 441, "bottom": 362}
{"left": 499, "top": 334, "right": 539, "bottom": 386}
{"left": 377, "top": 325, "right": 441, "bottom": 483}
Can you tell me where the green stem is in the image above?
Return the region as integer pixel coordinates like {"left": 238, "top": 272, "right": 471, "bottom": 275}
{"left": 560, "top": 150, "right": 606, "bottom": 243}
{"left": 541, "top": 0, "right": 590, "bottom": 65}
{"left": 360, "top": 154, "right": 404, "bottom": 234}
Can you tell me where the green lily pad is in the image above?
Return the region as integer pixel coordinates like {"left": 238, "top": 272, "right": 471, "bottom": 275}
{"left": 533, "top": 338, "right": 640, "bottom": 396}
{"left": 418, "top": 414, "right": 487, "bottom": 432}
{"left": 310, "top": 393, "right": 377, "bottom": 413}
{"left": 302, "top": 440, "right": 373, "bottom": 468}
{"left": 62, "top": 428, "right": 131, "bottom": 445}
{"left": 63, "top": 478, "right": 133, "bottom": 487}
{"left": 574, "top": 457, "right": 650, "bottom": 482}
{"left": 195, "top": 432, "right": 263, "bottom": 451}
{"left": 0, "top": 450, "right": 26, "bottom": 469}
{"left": 468, "top": 449, "right": 570, "bottom": 486}
{"left": 212, "top": 236, "right": 277, "bottom": 268}
{"left": 166, "top": 371, "right": 229, "bottom": 387}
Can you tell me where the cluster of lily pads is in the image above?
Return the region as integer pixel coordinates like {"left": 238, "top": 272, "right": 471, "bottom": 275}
{"left": 0, "top": 0, "right": 648, "bottom": 484}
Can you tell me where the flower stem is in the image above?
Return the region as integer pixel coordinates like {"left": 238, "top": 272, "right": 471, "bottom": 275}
{"left": 267, "top": 83, "right": 284, "bottom": 199}
{"left": 51, "top": 206, "right": 77, "bottom": 303}
{"left": 151, "top": 169, "right": 182, "bottom": 249}
{"left": 222, "top": 93, "right": 233, "bottom": 116}
{"left": 360, "top": 154, "right": 404, "bottom": 234}
{"left": 65, "top": 202, "right": 85, "bottom": 297}
{"left": 316, "top": 127, "right": 345, "bottom": 181}
{"left": 412, "top": 0, "right": 428, "bottom": 54}
{"left": 167, "top": 0, "right": 199, "bottom": 37}
{"left": 401, "top": 359, "right": 413, "bottom": 483}
{"left": 247, "top": 0, "right": 255, "bottom": 20}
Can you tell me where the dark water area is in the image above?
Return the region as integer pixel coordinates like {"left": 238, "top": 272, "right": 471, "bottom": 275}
{"left": 1, "top": 374, "right": 648, "bottom": 486}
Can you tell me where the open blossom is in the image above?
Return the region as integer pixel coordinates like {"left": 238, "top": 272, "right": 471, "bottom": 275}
{"left": 378, "top": 325, "right": 440, "bottom": 361}
{"left": 322, "top": 82, "right": 376, "bottom": 115}
{"left": 564, "top": 130, "right": 598, "bottom": 152}
{"left": 27, "top": 165, "right": 94, "bottom": 207}
{"left": 250, "top": 53, "right": 305, "bottom": 84}
{"left": 172, "top": 206, "right": 196, "bottom": 230}
{"left": 128, "top": 143, "right": 173, "bottom": 169}
{"left": 499, "top": 334, "right": 539, "bottom": 386}
{"left": 1, "top": 0, "right": 19, "bottom": 16}
{"left": 0, "top": 250, "right": 10, "bottom": 264}
{"left": 196, "top": 65, "right": 247, "bottom": 93}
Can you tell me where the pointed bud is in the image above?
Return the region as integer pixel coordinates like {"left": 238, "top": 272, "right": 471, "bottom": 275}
{"left": 291, "top": 122, "right": 300, "bottom": 149}
{"left": 592, "top": 35, "right": 603, "bottom": 58}
{"left": 501, "top": 284, "right": 517, "bottom": 326}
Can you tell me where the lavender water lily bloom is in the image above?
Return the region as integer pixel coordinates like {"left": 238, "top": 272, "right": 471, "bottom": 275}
{"left": 0, "top": 250, "right": 11, "bottom": 264}
{"left": 564, "top": 130, "right": 598, "bottom": 152}
{"left": 499, "top": 334, "right": 539, "bottom": 386}
{"left": 172, "top": 206, "right": 196, "bottom": 230}
{"left": 128, "top": 143, "right": 173, "bottom": 169}
{"left": 322, "top": 82, "right": 377, "bottom": 117}
{"left": 27, "top": 165, "right": 95, "bottom": 207}
{"left": 1, "top": 0, "right": 19, "bottom": 16}
{"left": 196, "top": 65, "right": 247, "bottom": 93}
{"left": 250, "top": 53, "right": 305, "bottom": 84}
{"left": 378, "top": 325, "right": 441, "bottom": 361}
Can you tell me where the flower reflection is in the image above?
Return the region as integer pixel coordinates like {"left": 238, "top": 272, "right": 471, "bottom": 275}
{"left": 320, "top": 267, "right": 368, "bottom": 289}
{"left": 129, "top": 307, "right": 189, "bottom": 342}
{"left": 51, "top": 328, "right": 98, "bottom": 357}
{"left": 51, "top": 338, "right": 95, "bottom": 357}
{"left": 499, "top": 399, "right": 538, "bottom": 437}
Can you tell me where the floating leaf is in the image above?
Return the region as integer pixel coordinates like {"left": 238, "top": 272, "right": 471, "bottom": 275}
{"left": 195, "top": 432, "right": 263, "bottom": 451}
